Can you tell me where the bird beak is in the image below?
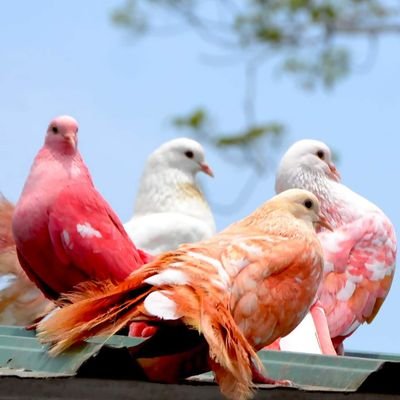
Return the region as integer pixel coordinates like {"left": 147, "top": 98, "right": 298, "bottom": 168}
{"left": 63, "top": 132, "right": 76, "bottom": 147}
{"left": 328, "top": 163, "right": 341, "bottom": 182}
{"left": 317, "top": 214, "right": 333, "bottom": 231}
{"left": 200, "top": 162, "right": 214, "bottom": 177}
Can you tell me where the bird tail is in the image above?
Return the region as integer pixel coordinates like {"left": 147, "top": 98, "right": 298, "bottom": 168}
{"left": 37, "top": 268, "right": 156, "bottom": 355}
{"left": 38, "top": 255, "right": 262, "bottom": 400}
{"left": 0, "top": 194, "right": 15, "bottom": 251}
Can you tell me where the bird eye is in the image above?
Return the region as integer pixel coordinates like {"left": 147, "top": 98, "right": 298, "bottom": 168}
{"left": 316, "top": 150, "right": 324, "bottom": 159}
{"left": 185, "top": 150, "right": 194, "bottom": 159}
{"left": 52, "top": 126, "right": 59, "bottom": 134}
{"left": 304, "top": 199, "right": 313, "bottom": 209}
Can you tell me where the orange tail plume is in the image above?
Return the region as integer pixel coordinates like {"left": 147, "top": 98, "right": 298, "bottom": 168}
{"left": 0, "top": 194, "right": 15, "bottom": 251}
{"left": 38, "top": 255, "right": 262, "bottom": 400}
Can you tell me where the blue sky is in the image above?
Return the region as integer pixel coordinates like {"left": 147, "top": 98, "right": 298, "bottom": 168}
{"left": 0, "top": 1, "right": 399, "bottom": 354}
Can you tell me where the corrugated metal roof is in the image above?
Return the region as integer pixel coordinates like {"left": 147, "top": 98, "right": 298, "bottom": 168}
{"left": 0, "top": 325, "right": 399, "bottom": 395}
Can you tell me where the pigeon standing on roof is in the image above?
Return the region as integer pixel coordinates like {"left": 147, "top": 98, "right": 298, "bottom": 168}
{"left": 124, "top": 138, "right": 216, "bottom": 255}
{"left": 0, "top": 195, "right": 53, "bottom": 325}
{"left": 38, "top": 189, "right": 328, "bottom": 400}
{"left": 12, "top": 116, "right": 151, "bottom": 301}
{"left": 273, "top": 139, "right": 396, "bottom": 354}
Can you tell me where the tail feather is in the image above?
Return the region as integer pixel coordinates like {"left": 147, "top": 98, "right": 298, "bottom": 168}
{"left": 38, "top": 277, "right": 154, "bottom": 354}
{"left": 0, "top": 194, "right": 15, "bottom": 251}
{"left": 199, "top": 305, "right": 261, "bottom": 400}
{"left": 38, "top": 255, "right": 263, "bottom": 400}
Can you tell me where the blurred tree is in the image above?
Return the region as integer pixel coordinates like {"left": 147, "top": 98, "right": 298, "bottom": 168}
{"left": 111, "top": 0, "right": 399, "bottom": 209}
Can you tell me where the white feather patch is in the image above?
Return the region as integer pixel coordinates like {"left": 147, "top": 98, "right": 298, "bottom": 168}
{"left": 144, "top": 291, "right": 181, "bottom": 320}
{"left": 187, "top": 251, "right": 230, "bottom": 289}
{"left": 0, "top": 274, "right": 16, "bottom": 293}
{"left": 365, "top": 261, "right": 394, "bottom": 281}
{"left": 237, "top": 242, "right": 263, "bottom": 257}
{"left": 76, "top": 223, "right": 102, "bottom": 239}
{"left": 144, "top": 269, "right": 188, "bottom": 286}
{"left": 336, "top": 280, "right": 356, "bottom": 301}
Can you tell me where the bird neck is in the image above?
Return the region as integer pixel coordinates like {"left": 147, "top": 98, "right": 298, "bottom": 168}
{"left": 19, "top": 147, "right": 92, "bottom": 203}
{"left": 133, "top": 168, "right": 213, "bottom": 222}
{"left": 276, "top": 167, "right": 380, "bottom": 227}
{"left": 277, "top": 167, "right": 349, "bottom": 226}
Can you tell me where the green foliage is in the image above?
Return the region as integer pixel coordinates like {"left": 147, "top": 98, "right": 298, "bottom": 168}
{"left": 111, "top": 0, "right": 399, "bottom": 173}
{"left": 173, "top": 108, "right": 207, "bottom": 131}
{"left": 216, "top": 124, "right": 284, "bottom": 147}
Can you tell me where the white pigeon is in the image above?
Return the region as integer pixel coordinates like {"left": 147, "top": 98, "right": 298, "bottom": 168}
{"left": 269, "top": 139, "right": 396, "bottom": 355}
{"left": 124, "top": 138, "right": 216, "bottom": 255}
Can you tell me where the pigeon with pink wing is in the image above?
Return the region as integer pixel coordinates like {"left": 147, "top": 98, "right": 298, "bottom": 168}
{"left": 272, "top": 139, "right": 396, "bottom": 355}
{"left": 12, "top": 116, "right": 151, "bottom": 302}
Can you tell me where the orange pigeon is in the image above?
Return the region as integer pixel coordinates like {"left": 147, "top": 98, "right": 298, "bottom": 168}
{"left": 0, "top": 195, "right": 53, "bottom": 325}
{"left": 38, "top": 189, "right": 329, "bottom": 400}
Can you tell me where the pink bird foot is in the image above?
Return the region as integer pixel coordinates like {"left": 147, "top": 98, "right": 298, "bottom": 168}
{"left": 129, "top": 322, "right": 158, "bottom": 338}
{"left": 251, "top": 365, "right": 292, "bottom": 387}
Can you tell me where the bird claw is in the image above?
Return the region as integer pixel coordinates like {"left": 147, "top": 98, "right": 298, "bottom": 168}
{"left": 129, "top": 322, "right": 158, "bottom": 338}
{"left": 254, "top": 375, "right": 293, "bottom": 387}
{"left": 251, "top": 365, "right": 293, "bottom": 387}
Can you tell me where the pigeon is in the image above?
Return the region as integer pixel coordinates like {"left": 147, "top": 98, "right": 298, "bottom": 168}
{"left": 38, "top": 189, "right": 328, "bottom": 400}
{"left": 0, "top": 195, "right": 53, "bottom": 325}
{"left": 124, "top": 138, "right": 216, "bottom": 255}
{"left": 273, "top": 139, "right": 396, "bottom": 354}
{"left": 12, "top": 116, "right": 151, "bottom": 301}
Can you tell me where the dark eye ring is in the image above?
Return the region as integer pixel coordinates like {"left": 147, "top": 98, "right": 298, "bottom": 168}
{"left": 304, "top": 199, "right": 313, "bottom": 209}
{"left": 185, "top": 150, "right": 194, "bottom": 159}
{"left": 316, "top": 150, "right": 324, "bottom": 159}
{"left": 52, "top": 126, "right": 59, "bottom": 134}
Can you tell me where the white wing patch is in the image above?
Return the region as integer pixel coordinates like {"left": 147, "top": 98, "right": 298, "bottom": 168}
{"left": 61, "top": 230, "right": 74, "bottom": 249}
{"left": 0, "top": 274, "right": 16, "bottom": 293}
{"left": 144, "top": 269, "right": 188, "bottom": 286}
{"left": 365, "top": 261, "right": 394, "bottom": 281}
{"left": 187, "top": 251, "right": 230, "bottom": 289}
{"left": 76, "top": 223, "right": 102, "bottom": 239}
{"left": 336, "top": 280, "right": 356, "bottom": 301}
{"left": 237, "top": 241, "right": 263, "bottom": 257}
{"left": 144, "top": 291, "right": 181, "bottom": 320}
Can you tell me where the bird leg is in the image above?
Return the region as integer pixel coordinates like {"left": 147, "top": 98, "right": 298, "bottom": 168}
{"left": 251, "top": 364, "right": 292, "bottom": 386}
{"left": 310, "top": 301, "right": 337, "bottom": 356}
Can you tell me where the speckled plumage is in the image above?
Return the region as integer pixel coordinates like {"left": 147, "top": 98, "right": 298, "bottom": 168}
{"left": 273, "top": 139, "right": 396, "bottom": 354}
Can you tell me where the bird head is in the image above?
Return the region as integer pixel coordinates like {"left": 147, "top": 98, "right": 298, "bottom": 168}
{"left": 45, "top": 116, "right": 79, "bottom": 152}
{"left": 275, "top": 139, "right": 340, "bottom": 192}
{"left": 150, "top": 137, "right": 214, "bottom": 178}
{"left": 270, "top": 189, "right": 333, "bottom": 231}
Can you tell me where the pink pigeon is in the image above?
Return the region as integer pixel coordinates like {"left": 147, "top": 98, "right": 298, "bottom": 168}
{"left": 12, "top": 116, "right": 152, "bottom": 302}
{"left": 272, "top": 139, "right": 396, "bottom": 355}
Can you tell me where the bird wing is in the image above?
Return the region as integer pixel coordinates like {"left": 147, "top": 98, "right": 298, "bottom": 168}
{"left": 221, "top": 233, "right": 324, "bottom": 349}
{"left": 47, "top": 184, "right": 148, "bottom": 283}
{"left": 318, "top": 212, "right": 396, "bottom": 339}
